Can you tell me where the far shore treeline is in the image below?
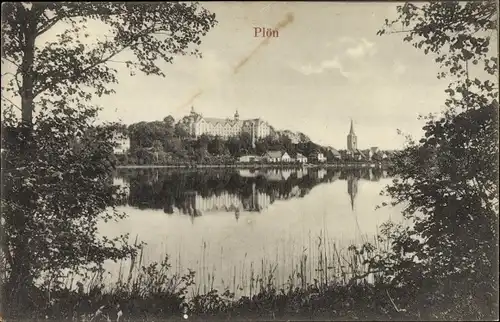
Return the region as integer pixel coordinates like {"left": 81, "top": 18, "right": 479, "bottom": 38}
{"left": 112, "top": 116, "right": 396, "bottom": 166}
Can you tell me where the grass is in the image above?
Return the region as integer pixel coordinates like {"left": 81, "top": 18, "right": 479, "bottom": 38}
{"left": 2, "top": 230, "right": 495, "bottom": 321}
{"left": 2, "top": 231, "right": 396, "bottom": 321}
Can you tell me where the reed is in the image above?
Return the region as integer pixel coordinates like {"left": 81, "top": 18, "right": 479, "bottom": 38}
{"left": 5, "top": 230, "right": 396, "bottom": 321}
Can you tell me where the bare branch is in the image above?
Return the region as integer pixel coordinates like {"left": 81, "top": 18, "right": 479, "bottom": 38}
{"left": 1, "top": 57, "right": 21, "bottom": 68}
{"left": 36, "top": 15, "right": 64, "bottom": 37}
{"left": 1, "top": 95, "right": 22, "bottom": 111}
{"left": 386, "top": 289, "right": 407, "bottom": 313}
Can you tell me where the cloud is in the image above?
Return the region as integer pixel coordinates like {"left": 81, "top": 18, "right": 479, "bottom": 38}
{"left": 392, "top": 61, "right": 407, "bottom": 76}
{"left": 339, "top": 36, "right": 356, "bottom": 44}
{"left": 291, "top": 57, "right": 351, "bottom": 78}
{"left": 345, "top": 38, "right": 377, "bottom": 59}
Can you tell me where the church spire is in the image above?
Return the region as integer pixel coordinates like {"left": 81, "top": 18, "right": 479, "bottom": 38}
{"left": 349, "top": 118, "right": 355, "bottom": 135}
{"left": 347, "top": 118, "right": 357, "bottom": 151}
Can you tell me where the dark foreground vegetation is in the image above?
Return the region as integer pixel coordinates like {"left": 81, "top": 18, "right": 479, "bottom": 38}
{"left": 0, "top": 250, "right": 496, "bottom": 321}
{"left": 1, "top": 1, "right": 498, "bottom": 321}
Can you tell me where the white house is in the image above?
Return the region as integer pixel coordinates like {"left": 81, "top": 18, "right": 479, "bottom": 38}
{"left": 295, "top": 153, "right": 308, "bottom": 163}
{"left": 264, "top": 151, "right": 291, "bottom": 163}
{"left": 113, "top": 134, "right": 130, "bottom": 154}
{"left": 238, "top": 155, "right": 261, "bottom": 163}
{"left": 310, "top": 152, "right": 327, "bottom": 163}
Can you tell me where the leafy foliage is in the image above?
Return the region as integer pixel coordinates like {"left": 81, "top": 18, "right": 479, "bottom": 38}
{"left": 1, "top": 2, "right": 217, "bottom": 124}
{"left": 1, "top": 106, "right": 139, "bottom": 315}
{"left": 359, "top": 1, "right": 499, "bottom": 319}
{"left": 1, "top": 2, "right": 217, "bottom": 318}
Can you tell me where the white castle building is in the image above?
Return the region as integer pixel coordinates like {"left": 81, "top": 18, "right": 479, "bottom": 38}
{"left": 187, "top": 107, "right": 272, "bottom": 139}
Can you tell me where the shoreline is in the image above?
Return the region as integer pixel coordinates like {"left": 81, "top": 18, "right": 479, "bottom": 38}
{"left": 117, "top": 162, "right": 392, "bottom": 169}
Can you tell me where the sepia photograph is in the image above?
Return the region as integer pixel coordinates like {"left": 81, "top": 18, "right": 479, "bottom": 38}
{"left": 1, "top": 1, "right": 499, "bottom": 321}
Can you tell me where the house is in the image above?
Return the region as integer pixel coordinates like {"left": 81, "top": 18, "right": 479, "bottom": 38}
{"left": 372, "top": 151, "right": 388, "bottom": 161}
{"left": 325, "top": 148, "right": 342, "bottom": 162}
{"left": 354, "top": 149, "right": 367, "bottom": 161}
{"left": 238, "top": 155, "right": 261, "bottom": 163}
{"left": 309, "top": 151, "right": 327, "bottom": 163}
{"left": 361, "top": 147, "right": 380, "bottom": 160}
{"left": 113, "top": 134, "right": 130, "bottom": 154}
{"left": 344, "top": 149, "right": 367, "bottom": 161}
{"left": 361, "top": 149, "right": 372, "bottom": 160}
{"left": 264, "top": 151, "right": 291, "bottom": 163}
{"left": 294, "top": 153, "right": 308, "bottom": 163}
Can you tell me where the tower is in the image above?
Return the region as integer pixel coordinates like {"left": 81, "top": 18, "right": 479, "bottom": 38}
{"left": 347, "top": 119, "right": 357, "bottom": 151}
{"left": 347, "top": 173, "right": 358, "bottom": 211}
{"left": 251, "top": 123, "right": 256, "bottom": 149}
{"left": 234, "top": 110, "right": 240, "bottom": 121}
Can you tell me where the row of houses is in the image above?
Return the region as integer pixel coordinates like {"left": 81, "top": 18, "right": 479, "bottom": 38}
{"left": 238, "top": 150, "right": 339, "bottom": 164}
{"left": 238, "top": 148, "right": 391, "bottom": 164}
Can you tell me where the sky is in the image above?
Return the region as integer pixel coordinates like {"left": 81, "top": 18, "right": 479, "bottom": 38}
{"left": 8, "top": 2, "right": 494, "bottom": 150}
{"left": 93, "top": 1, "right": 452, "bottom": 150}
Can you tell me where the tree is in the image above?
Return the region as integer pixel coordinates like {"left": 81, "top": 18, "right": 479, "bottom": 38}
{"left": 208, "top": 136, "right": 227, "bottom": 156}
{"left": 1, "top": 2, "right": 217, "bottom": 128}
{"left": 1, "top": 109, "right": 137, "bottom": 314}
{"left": 239, "top": 132, "right": 254, "bottom": 154}
{"left": 226, "top": 136, "right": 242, "bottom": 157}
{"left": 364, "top": 1, "right": 498, "bottom": 319}
{"left": 163, "top": 115, "right": 176, "bottom": 128}
{"left": 128, "top": 121, "right": 173, "bottom": 150}
{"left": 174, "top": 116, "right": 192, "bottom": 138}
{"left": 255, "top": 139, "right": 269, "bottom": 155}
{"left": 1, "top": 2, "right": 217, "bottom": 317}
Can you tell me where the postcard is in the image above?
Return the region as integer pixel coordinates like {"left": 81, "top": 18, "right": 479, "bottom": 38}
{"left": 1, "top": 1, "right": 498, "bottom": 321}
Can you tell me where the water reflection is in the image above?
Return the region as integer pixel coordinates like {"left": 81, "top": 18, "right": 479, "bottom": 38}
{"left": 115, "top": 167, "right": 390, "bottom": 220}
{"left": 104, "top": 167, "right": 400, "bottom": 296}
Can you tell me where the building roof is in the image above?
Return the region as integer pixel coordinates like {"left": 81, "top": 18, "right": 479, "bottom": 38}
{"left": 202, "top": 117, "right": 243, "bottom": 127}
{"left": 295, "top": 153, "right": 306, "bottom": 159}
{"left": 326, "top": 147, "right": 341, "bottom": 156}
{"left": 239, "top": 155, "right": 260, "bottom": 159}
{"left": 370, "top": 147, "right": 379, "bottom": 154}
{"left": 266, "top": 151, "right": 285, "bottom": 159}
{"left": 194, "top": 116, "right": 265, "bottom": 128}
{"left": 356, "top": 149, "right": 367, "bottom": 158}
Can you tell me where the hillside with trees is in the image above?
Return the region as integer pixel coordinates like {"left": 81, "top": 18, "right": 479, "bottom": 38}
{"left": 122, "top": 116, "right": 335, "bottom": 165}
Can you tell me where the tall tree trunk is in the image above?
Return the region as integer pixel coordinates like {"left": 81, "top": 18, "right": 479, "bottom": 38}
{"left": 20, "top": 6, "right": 37, "bottom": 128}
{"left": 6, "top": 7, "right": 39, "bottom": 318}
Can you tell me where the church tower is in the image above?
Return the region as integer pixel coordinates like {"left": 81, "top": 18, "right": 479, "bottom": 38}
{"left": 347, "top": 119, "right": 357, "bottom": 151}
{"left": 234, "top": 110, "right": 240, "bottom": 121}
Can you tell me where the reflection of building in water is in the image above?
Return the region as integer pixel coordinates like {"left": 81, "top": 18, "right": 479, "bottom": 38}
{"left": 282, "top": 169, "right": 292, "bottom": 180}
{"left": 194, "top": 192, "right": 242, "bottom": 213}
{"left": 329, "top": 170, "right": 341, "bottom": 182}
{"left": 347, "top": 175, "right": 359, "bottom": 211}
{"left": 241, "top": 183, "right": 271, "bottom": 212}
{"left": 296, "top": 168, "right": 308, "bottom": 179}
{"left": 238, "top": 169, "right": 262, "bottom": 178}
{"left": 193, "top": 184, "right": 271, "bottom": 215}
{"left": 113, "top": 177, "right": 130, "bottom": 197}
{"left": 317, "top": 169, "right": 327, "bottom": 180}
{"left": 265, "top": 169, "right": 290, "bottom": 182}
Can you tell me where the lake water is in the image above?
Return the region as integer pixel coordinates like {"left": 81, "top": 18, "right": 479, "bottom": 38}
{"left": 99, "top": 167, "right": 404, "bottom": 295}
